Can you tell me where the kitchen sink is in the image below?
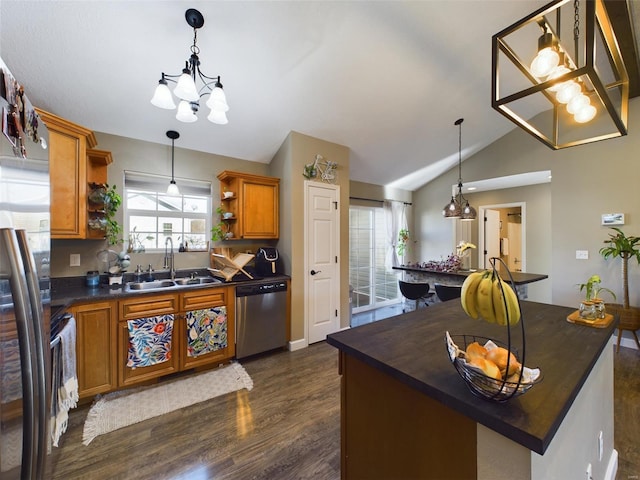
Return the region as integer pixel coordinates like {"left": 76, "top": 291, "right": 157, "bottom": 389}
{"left": 125, "top": 280, "right": 177, "bottom": 291}
{"left": 174, "top": 277, "right": 221, "bottom": 286}
{"left": 124, "top": 276, "right": 221, "bottom": 292}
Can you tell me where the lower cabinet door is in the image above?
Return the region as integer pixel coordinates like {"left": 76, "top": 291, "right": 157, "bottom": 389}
{"left": 180, "top": 305, "right": 235, "bottom": 370}
{"left": 118, "top": 313, "right": 180, "bottom": 387}
{"left": 73, "top": 301, "right": 117, "bottom": 399}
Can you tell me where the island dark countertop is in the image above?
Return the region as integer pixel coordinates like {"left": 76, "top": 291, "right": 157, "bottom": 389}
{"left": 326, "top": 299, "right": 616, "bottom": 455}
{"left": 392, "top": 265, "right": 548, "bottom": 285}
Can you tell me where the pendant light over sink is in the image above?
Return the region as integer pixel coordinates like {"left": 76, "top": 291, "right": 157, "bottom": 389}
{"left": 442, "top": 118, "right": 476, "bottom": 221}
{"left": 166, "top": 130, "right": 180, "bottom": 196}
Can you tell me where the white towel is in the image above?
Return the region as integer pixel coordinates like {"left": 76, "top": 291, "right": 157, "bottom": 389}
{"left": 51, "top": 316, "right": 79, "bottom": 447}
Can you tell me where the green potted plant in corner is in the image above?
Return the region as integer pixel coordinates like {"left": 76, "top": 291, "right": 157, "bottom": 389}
{"left": 104, "top": 184, "right": 123, "bottom": 245}
{"left": 599, "top": 227, "right": 640, "bottom": 348}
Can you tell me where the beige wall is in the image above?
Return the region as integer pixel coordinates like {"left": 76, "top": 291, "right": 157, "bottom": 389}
{"left": 274, "top": 132, "right": 350, "bottom": 342}
{"left": 414, "top": 97, "right": 640, "bottom": 315}
{"left": 51, "top": 132, "right": 271, "bottom": 277}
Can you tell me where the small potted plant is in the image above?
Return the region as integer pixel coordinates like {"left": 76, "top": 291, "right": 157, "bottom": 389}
{"left": 577, "top": 274, "right": 615, "bottom": 319}
{"left": 104, "top": 184, "right": 123, "bottom": 245}
{"left": 211, "top": 206, "right": 229, "bottom": 242}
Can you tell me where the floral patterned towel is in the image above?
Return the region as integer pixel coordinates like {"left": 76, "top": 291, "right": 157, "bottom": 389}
{"left": 186, "top": 306, "right": 227, "bottom": 358}
{"left": 127, "top": 315, "right": 174, "bottom": 368}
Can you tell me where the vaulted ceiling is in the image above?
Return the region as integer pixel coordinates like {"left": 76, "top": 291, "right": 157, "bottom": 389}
{"left": 1, "top": 1, "right": 638, "bottom": 191}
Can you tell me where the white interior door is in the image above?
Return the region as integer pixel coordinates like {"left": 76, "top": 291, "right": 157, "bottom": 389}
{"left": 507, "top": 222, "right": 523, "bottom": 272}
{"left": 484, "top": 209, "right": 501, "bottom": 269}
{"left": 305, "top": 182, "right": 340, "bottom": 344}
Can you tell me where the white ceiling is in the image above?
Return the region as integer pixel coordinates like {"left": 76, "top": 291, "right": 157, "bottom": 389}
{"left": 0, "top": 1, "right": 635, "bottom": 191}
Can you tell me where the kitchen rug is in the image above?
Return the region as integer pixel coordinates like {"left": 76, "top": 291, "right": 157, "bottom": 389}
{"left": 82, "top": 362, "right": 253, "bottom": 445}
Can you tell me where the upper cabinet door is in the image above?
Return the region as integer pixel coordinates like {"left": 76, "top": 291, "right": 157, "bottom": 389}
{"left": 217, "top": 171, "right": 280, "bottom": 239}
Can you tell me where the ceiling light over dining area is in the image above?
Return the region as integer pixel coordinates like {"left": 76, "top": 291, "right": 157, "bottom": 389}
{"left": 442, "top": 118, "right": 476, "bottom": 221}
{"left": 151, "top": 8, "right": 229, "bottom": 125}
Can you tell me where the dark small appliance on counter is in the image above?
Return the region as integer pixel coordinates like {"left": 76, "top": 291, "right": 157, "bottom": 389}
{"left": 255, "top": 247, "right": 283, "bottom": 277}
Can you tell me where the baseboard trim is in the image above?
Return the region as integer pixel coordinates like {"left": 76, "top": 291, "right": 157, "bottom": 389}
{"left": 288, "top": 338, "right": 308, "bottom": 351}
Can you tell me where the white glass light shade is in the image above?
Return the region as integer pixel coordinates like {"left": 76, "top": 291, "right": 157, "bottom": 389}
{"left": 167, "top": 180, "right": 180, "bottom": 196}
{"left": 151, "top": 82, "right": 176, "bottom": 109}
{"left": 176, "top": 101, "right": 198, "bottom": 123}
{"left": 574, "top": 104, "right": 597, "bottom": 123}
{"left": 207, "top": 109, "right": 228, "bottom": 125}
{"left": 206, "top": 87, "right": 229, "bottom": 112}
{"left": 174, "top": 72, "right": 199, "bottom": 102}
{"left": 556, "top": 81, "right": 581, "bottom": 104}
{"left": 530, "top": 47, "right": 560, "bottom": 78}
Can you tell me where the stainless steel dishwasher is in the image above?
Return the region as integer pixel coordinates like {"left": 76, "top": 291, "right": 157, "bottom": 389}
{"left": 235, "top": 280, "right": 288, "bottom": 359}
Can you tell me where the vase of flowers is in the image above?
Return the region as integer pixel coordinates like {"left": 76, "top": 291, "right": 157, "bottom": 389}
{"left": 456, "top": 241, "right": 476, "bottom": 270}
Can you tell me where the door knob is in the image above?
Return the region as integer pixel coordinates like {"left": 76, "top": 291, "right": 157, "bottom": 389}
{"left": 310, "top": 269, "right": 321, "bottom": 276}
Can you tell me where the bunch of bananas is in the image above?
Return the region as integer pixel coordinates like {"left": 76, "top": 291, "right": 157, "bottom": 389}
{"left": 460, "top": 270, "right": 521, "bottom": 325}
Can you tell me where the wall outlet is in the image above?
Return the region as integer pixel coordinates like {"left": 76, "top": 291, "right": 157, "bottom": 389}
{"left": 576, "top": 250, "right": 589, "bottom": 260}
{"left": 586, "top": 462, "right": 592, "bottom": 480}
{"left": 69, "top": 253, "right": 81, "bottom": 267}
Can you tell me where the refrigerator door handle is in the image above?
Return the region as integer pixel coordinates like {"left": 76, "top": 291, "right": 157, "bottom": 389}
{"left": 16, "top": 229, "right": 49, "bottom": 477}
{"left": 0, "top": 228, "right": 39, "bottom": 479}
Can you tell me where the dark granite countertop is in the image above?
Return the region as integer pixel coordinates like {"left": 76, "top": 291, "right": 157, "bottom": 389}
{"left": 392, "top": 266, "right": 548, "bottom": 286}
{"left": 326, "top": 299, "right": 616, "bottom": 455}
{"left": 51, "top": 271, "right": 290, "bottom": 316}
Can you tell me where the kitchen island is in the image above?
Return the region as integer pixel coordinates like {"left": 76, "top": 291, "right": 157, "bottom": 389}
{"left": 326, "top": 300, "right": 617, "bottom": 480}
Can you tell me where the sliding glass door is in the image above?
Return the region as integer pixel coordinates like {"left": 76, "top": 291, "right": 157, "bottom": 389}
{"left": 349, "top": 206, "right": 400, "bottom": 313}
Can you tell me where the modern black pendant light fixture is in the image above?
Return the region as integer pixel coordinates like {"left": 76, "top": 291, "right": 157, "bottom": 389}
{"left": 151, "top": 8, "right": 229, "bottom": 124}
{"left": 166, "top": 130, "right": 180, "bottom": 196}
{"left": 491, "top": 0, "right": 628, "bottom": 149}
{"left": 442, "top": 118, "right": 476, "bottom": 221}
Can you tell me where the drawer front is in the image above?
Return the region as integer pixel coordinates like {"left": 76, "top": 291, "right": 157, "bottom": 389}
{"left": 180, "top": 287, "right": 228, "bottom": 311}
{"left": 119, "top": 294, "right": 178, "bottom": 320}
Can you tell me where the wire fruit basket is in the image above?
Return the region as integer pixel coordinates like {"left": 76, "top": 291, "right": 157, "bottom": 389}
{"left": 445, "top": 258, "right": 542, "bottom": 402}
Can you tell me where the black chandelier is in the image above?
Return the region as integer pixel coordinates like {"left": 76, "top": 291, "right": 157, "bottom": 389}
{"left": 151, "top": 8, "right": 229, "bottom": 124}
{"left": 442, "top": 118, "right": 476, "bottom": 221}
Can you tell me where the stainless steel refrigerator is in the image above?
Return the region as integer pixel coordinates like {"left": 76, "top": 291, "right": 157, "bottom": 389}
{"left": 0, "top": 57, "right": 51, "bottom": 479}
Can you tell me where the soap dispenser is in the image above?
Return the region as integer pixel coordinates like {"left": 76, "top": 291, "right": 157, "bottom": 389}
{"left": 134, "top": 265, "right": 144, "bottom": 283}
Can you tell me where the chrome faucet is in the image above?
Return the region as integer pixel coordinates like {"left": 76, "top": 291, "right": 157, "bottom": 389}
{"left": 163, "top": 237, "right": 175, "bottom": 279}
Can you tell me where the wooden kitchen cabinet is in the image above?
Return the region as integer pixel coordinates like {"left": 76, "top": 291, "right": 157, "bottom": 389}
{"left": 217, "top": 170, "right": 280, "bottom": 239}
{"left": 117, "top": 293, "right": 180, "bottom": 387}
{"left": 70, "top": 301, "right": 117, "bottom": 399}
{"left": 35, "top": 109, "right": 114, "bottom": 240}
{"left": 179, "top": 286, "right": 235, "bottom": 370}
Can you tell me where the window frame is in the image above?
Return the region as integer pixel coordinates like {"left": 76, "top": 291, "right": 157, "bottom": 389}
{"left": 123, "top": 171, "right": 212, "bottom": 253}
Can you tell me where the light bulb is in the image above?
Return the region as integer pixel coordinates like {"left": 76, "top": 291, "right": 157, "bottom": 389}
{"left": 530, "top": 47, "right": 560, "bottom": 78}
{"left": 574, "top": 104, "right": 597, "bottom": 123}
{"left": 176, "top": 101, "right": 197, "bottom": 123}
{"left": 151, "top": 81, "right": 176, "bottom": 109}
{"left": 556, "top": 81, "right": 581, "bottom": 104}
{"left": 174, "top": 70, "right": 199, "bottom": 102}
{"left": 546, "top": 65, "right": 571, "bottom": 92}
{"left": 567, "top": 94, "right": 590, "bottom": 115}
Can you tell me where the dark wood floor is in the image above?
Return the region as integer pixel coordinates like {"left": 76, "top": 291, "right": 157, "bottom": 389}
{"left": 51, "top": 341, "right": 638, "bottom": 480}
